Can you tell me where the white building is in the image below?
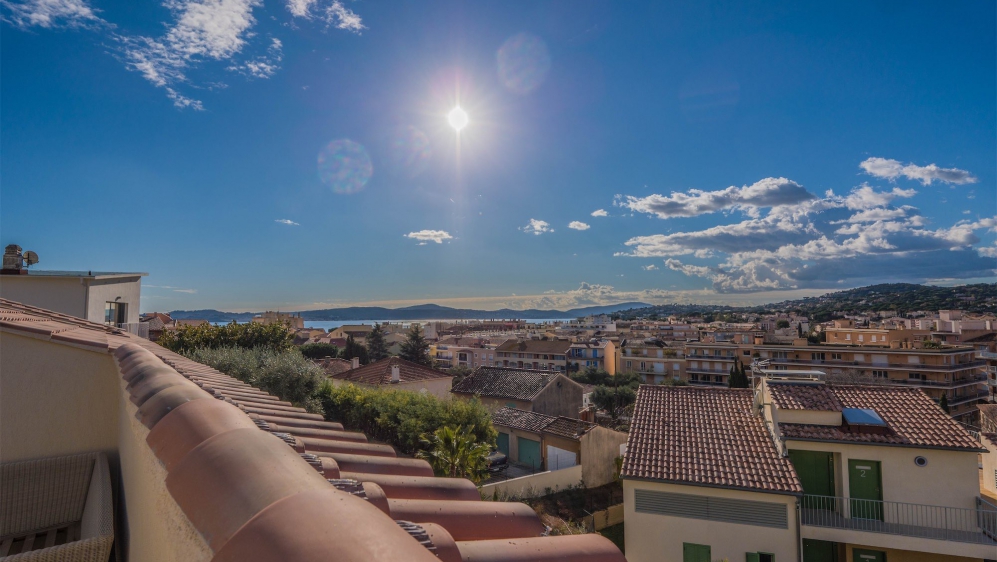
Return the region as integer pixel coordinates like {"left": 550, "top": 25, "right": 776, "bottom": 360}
{"left": 0, "top": 245, "right": 145, "bottom": 325}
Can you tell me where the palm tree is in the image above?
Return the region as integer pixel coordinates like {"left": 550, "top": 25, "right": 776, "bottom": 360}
{"left": 417, "top": 425, "right": 491, "bottom": 482}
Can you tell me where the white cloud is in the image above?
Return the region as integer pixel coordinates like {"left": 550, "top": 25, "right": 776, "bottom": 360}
{"left": 405, "top": 230, "right": 453, "bottom": 244}
{"left": 860, "top": 157, "right": 977, "bottom": 185}
{"left": 521, "top": 219, "right": 553, "bottom": 235}
{"left": 1, "top": 0, "right": 103, "bottom": 29}
{"left": 620, "top": 177, "right": 814, "bottom": 219}
{"left": 979, "top": 243, "right": 997, "bottom": 259}
{"left": 642, "top": 264, "right": 658, "bottom": 271}
{"left": 284, "top": 0, "right": 363, "bottom": 32}
{"left": 568, "top": 221, "right": 590, "bottom": 231}
{"left": 173, "top": 288, "right": 198, "bottom": 294}
{"left": 591, "top": 209, "right": 608, "bottom": 217}
{"left": 842, "top": 184, "right": 916, "bottom": 210}
{"left": 228, "top": 37, "right": 282, "bottom": 78}
{"left": 524, "top": 282, "right": 670, "bottom": 309}
{"left": 275, "top": 218, "right": 300, "bottom": 225}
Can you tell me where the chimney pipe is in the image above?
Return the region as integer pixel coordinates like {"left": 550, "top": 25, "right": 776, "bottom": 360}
{"left": 391, "top": 364, "right": 400, "bottom": 383}
{"left": 352, "top": 357, "right": 360, "bottom": 369}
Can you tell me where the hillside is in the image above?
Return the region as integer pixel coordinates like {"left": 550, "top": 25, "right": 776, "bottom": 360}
{"left": 613, "top": 283, "right": 997, "bottom": 321}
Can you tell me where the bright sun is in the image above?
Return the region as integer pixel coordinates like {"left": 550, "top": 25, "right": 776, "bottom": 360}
{"left": 448, "top": 106, "right": 468, "bottom": 131}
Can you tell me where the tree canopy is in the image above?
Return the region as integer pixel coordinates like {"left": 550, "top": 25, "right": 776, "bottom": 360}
{"left": 399, "top": 324, "right": 431, "bottom": 366}
{"left": 366, "top": 324, "right": 390, "bottom": 361}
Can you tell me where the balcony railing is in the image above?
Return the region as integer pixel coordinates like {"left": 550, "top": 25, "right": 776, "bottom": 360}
{"left": 800, "top": 495, "right": 997, "bottom": 545}
{"left": 766, "top": 357, "right": 986, "bottom": 372}
{"left": 946, "top": 389, "right": 992, "bottom": 407}
{"left": 117, "top": 323, "right": 150, "bottom": 339}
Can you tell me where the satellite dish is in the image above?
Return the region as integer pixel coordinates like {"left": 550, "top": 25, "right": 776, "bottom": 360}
{"left": 23, "top": 251, "right": 39, "bottom": 267}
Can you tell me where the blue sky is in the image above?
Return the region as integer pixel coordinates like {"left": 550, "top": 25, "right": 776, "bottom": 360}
{"left": 2, "top": 0, "right": 994, "bottom": 313}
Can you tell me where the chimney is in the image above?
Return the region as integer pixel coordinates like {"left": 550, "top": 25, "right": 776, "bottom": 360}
{"left": 352, "top": 357, "right": 360, "bottom": 369}
{"left": 390, "top": 364, "right": 400, "bottom": 383}
{"left": 1, "top": 245, "right": 24, "bottom": 275}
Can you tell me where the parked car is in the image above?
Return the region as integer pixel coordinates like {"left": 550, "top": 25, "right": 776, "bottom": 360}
{"left": 486, "top": 450, "right": 508, "bottom": 472}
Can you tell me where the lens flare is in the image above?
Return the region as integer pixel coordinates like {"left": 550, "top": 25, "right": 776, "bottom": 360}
{"left": 497, "top": 33, "right": 551, "bottom": 94}
{"left": 317, "top": 139, "right": 373, "bottom": 194}
{"left": 448, "top": 106, "right": 469, "bottom": 131}
{"left": 390, "top": 125, "right": 432, "bottom": 177}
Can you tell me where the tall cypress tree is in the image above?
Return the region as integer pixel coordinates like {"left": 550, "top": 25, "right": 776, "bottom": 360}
{"left": 399, "top": 324, "right": 431, "bottom": 366}
{"left": 366, "top": 324, "right": 389, "bottom": 361}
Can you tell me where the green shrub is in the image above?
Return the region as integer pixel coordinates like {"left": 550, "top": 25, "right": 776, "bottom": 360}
{"left": 321, "top": 384, "right": 495, "bottom": 455}
{"left": 160, "top": 322, "right": 293, "bottom": 354}
{"left": 299, "top": 343, "right": 340, "bottom": 359}
{"left": 187, "top": 346, "right": 327, "bottom": 413}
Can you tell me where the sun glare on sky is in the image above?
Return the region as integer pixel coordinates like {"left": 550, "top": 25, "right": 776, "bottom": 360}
{"left": 447, "top": 106, "right": 468, "bottom": 131}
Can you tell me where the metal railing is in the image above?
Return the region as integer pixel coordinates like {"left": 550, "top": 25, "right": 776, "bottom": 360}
{"left": 800, "top": 494, "right": 997, "bottom": 545}
{"left": 116, "top": 323, "right": 150, "bottom": 339}
{"left": 766, "top": 357, "right": 986, "bottom": 372}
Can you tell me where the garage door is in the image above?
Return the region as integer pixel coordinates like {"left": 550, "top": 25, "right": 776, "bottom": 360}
{"left": 496, "top": 432, "right": 509, "bottom": 456}
{"left": 547, "top": 445, "right": 577, "bottom": 470}
{"left": 518, "top": 437, "right": 542, "bottom": 470}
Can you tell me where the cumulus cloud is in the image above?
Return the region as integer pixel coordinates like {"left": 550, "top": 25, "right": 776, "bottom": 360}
{"left": 228, "top": 37, "right": 282, "bottom": 78}
{"left": 591, "top": 209, "right": 608, "bottom": 217}
{"left": 405, "top": 230, "right": 453, "bottom": 244}
{"left": 285, "top": 0, "right": 363, "bottom": 32}
{"left": 521, "top": 219, "right": 553, "bottom": 235}
{"left": 619, "top": 175, "right": 996, "bottom": 292}
{"left": 568, "top": 221, "right": 590, "bottom": 231}
{"left": 979, "top": 244, "right": 997, "bottom": 259}
{"left": 620, "top": 177, "right": 814, "bottom": 219}
{"left": 522, "top": 282, "right": 671, "bottom": 309}
{"left": 275, "top": 218, "right": 300, "bottom": 225}
{"left": 1, "top": 0, "right": 103, "bottom": 29}
{"left": 860, "top": 157, "right": 977, "bottom": 185}
{"left": 642, "top": 264, "right": 658, "bottom": 271}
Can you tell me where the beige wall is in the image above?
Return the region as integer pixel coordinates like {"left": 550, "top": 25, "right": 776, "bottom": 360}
{"left": 785, "top": 440, "right": 980, "bottom": 511}
{"left": 623, "top": 480, "right": 799, "bottom": 562}
{"left": 85, "top": 277, "right": 143, "bottom": 324}
{"left": 532, "top": 374, "right": 584, "bottom": 418}
{"left": 479, "top": 464, "right": 582, "bottom": 499}
{"left": 579, "top": 426, "right": 628, "bottom": 488}
{"left": 982, "top": 438, "right": 997, "bottom": 500}
{"left": 396, "top": 377, "right": 453, "bottom": 400}
{"left": 116, "top": 374, "right": 213, "bottom": 562}
{"left": 0, "top": 332, "right": 120, "bottom": 463}
{"left": 0, "top": 276, "right": 87, "bottom": 319}
{"left": 841, "top": 542, "right": 983, "bottom": 562}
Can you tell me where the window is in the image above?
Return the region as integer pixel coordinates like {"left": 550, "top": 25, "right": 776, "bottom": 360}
{"left": 746, "top": 554, "right": 774, "bottom": 562}
{"left": 811, "top": 353, "right": 826, "bottom": 361}
{"left": 744, "top": 350, "right": 751, "bottom": 356}
{"left": 846, "top": 333, "right": 852, "bottom": 340}
{"left": 872, "top": 370, "right": 887, "bottom": 378}
{"left": 831, "top": 353, "right": 843, "bottom": 360}
{"left": 104, "top": 301, "right": 126, "bottom": 326}
{"left": 908, "top": 372, "right": 924, "bottom": 381}
{"left": 773, "top": 351, "right": 788, "bottom": 359}
{"left": 683, "top": 543, "right": 711, "bottom": 562}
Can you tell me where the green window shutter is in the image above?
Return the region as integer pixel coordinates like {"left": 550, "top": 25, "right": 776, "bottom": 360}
{"left": 747, "top": 553, "right": 760, "bottom": 562}
{"left": 683, "top": 543, "right": 710, "bottom": 562}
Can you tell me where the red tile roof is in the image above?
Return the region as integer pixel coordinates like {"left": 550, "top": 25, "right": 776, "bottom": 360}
{"left": 496, "top": 339, "right": 571, "bottom": 354}
{"left": 773, "top": 383, "right": 983, "bottom": 451}
{"left": 451, "top": 366, "right": 574, "bottom": 401}
{"left": 622, "top": 385, "right": 803, "bottom": 495}
{"left": 330, "top": 357, "right": 451, "bottom": 386}
{"left": 491, "top": 407, "right": 596, "bottom": 441}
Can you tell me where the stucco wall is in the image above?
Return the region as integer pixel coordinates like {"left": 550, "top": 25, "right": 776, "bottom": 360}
{"left": 841, "top": 543, "right": 982, "bottom": 562}
{"left": 785, "top": 439, "right": 981, "bottom": 511}
{"left": 116, "top": 373, "right": 213, "bottom": 562}
{"left": 0, "top": 332, "right": 120, "bottom": 463}
{"left": 532, "top": 374, "right": 583, "bottom": 418}
{"left": 479, "top": 465, "right": 583, "bottom": 499}
{"left": 580, "top": 426, "right": 628, "bottom": 488}
{"left": 396, "top": 377, "right": 453, "bottom": 400}
{"left": 623, "top": 479, "right": 799, "bottom": 562}
{"left": 0, "top": 276, "right": 87, "bottom": 319}
{"left": 85, "top": 277, "right": 143, "bottom": 324}
{"left": 464, "top": 395, "right": 532, "bottom": 414}
{"left": 981, "top": 438, "right": 997, "bottom": 501}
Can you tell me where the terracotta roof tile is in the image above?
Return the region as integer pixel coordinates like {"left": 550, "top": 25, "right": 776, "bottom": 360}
{"left": 495, "top": 340, "right": 571, "bottom": 354}
{"left": 330, "top": 357, "right": 450, "bottom": 386}
{"left": 491, "top": 408, "right": 596, "bottom": 441}
{"left": 776, "top": 384, "right": 982, "bottom": 451}
{"left": 622, "top": 385, "right": 803, "bottom": 495}
{"left": 451, "top": 367, "right": 568, "bottom": 401}
{"left": 768, "top": 382, "right": 843, "bottom": 411}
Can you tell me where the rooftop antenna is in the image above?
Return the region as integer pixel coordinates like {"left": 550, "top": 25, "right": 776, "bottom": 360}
{"left": 22, "top": 251, "right": 38, "bottom": 269}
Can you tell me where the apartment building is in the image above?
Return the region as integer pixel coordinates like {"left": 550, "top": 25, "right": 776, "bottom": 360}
{"left": 568, "top": 339, "right": 617, "bottom": 375}
{"left": 250, "top": 311, "right": 304, "bottom": 329}
{"left": 618, "top": 339, "right": 684, "bottom": 383}
{"left": 674, "top": 334, "right": 989, "bottom": 421}
{"left": 622, "top": 382, "right": 996, "bottom": 562}
{"left": 495, "top": 339, "right": 571, "bottom": 371}
{"left": 430, "top": 338, "right": 500, "bottom": 370}
{"left": 824, "top": 319, "right": 932, "bottom": 347}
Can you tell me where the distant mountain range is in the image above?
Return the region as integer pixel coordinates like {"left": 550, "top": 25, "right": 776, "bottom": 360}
{"left": 167, "top": 301, "right": 652, "bottom": 323}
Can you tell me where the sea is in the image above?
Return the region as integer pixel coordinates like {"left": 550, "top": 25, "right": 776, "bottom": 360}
{"left": 213, "top": 318, "right": 571, "bottom": 330}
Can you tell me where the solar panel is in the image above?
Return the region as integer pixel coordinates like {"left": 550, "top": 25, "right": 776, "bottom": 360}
{"left": 841, "top": 407, "right": 886, "bottom": 426}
